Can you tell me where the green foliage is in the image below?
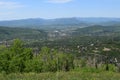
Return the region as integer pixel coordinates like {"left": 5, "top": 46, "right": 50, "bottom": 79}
{"left": 0, "top": 39, "right": 33, "bottom": 73}
{"left": 0, "top": 71, "right": 120, "bottom": 80}
{"left": 0, "top": 47, "right": 10, "bottom": 73}
{"left": 80, "top": 59, "right": 87, "bottom": 67}
{"left": 0, "top": 40, "right": 75, "bottom": 73}
{"left": 26, "top": 47, "right": 75, "bottom": 72}
{"left": 25, "top": 59, "right": 43, "bottom": 73}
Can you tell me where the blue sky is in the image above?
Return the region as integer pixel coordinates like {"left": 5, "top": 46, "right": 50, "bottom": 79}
{"left": 0, "top": 0, "right": 120, "bottom": 20}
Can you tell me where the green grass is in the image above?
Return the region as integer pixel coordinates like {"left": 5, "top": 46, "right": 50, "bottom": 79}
{"left": 0, "top": 70, "right": 120, "bottom": 80}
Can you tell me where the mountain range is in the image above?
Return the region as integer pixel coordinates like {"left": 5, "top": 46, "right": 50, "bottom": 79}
{"left": 0, "top": 17, "right": 120, "bottom": 29}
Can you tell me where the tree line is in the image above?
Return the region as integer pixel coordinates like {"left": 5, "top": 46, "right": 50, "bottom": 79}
{"left": 0, "top": 39, "right": 74, "bottom": 73}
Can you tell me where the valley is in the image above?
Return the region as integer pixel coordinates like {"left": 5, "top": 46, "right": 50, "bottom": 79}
{"left": 0, "top": 18, "right": 120, "bottom": 80}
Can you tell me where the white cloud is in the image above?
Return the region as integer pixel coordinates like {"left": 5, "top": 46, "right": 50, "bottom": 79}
{"left": 47, "top": 0, "right": 73, "bottom": 3}
{"left": 0, "top": 1, "right": 24, "bottom": 9}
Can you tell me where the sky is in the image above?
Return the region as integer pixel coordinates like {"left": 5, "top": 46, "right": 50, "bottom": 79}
{"left": 0, "top": 0, "right": 120, "bottom": 20}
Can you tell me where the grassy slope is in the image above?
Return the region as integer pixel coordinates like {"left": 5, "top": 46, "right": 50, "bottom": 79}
{"left": 1, "top": 66, "right": 120, "bottom": 80}
{"left": 0, "top": 71, "right": 120, "bottom": 80}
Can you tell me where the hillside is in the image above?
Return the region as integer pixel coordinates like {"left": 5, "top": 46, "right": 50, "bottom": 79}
{"left": 0, "top": 26, "right": 47, "bottom": 41}
{"left": 72, "top": 25, "right": 120, "bottom": 36}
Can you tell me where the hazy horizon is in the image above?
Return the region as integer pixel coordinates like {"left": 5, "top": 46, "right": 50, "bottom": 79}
{"left": 1, "top": 17, "right": 120, "bottom": 21}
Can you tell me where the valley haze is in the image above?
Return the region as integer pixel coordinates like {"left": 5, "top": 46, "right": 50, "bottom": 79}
{"left": 0, "top": 17, "right": 120, "bottom": 29}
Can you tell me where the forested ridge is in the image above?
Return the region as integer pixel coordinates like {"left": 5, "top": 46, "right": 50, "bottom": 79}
{"left": 0, "top": 26, "right": 47, "bottom": 41}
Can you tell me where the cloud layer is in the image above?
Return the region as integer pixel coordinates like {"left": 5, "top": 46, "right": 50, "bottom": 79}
{"left": 47, "top": 0, "right": 73, "bottom": 3}
{"left": 0, "top": 1, "right": 24, "bottom": 9}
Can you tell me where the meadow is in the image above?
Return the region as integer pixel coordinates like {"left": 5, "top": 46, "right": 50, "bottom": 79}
{"left": 1, "top": 67, "right": 120, "bottom": 80}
